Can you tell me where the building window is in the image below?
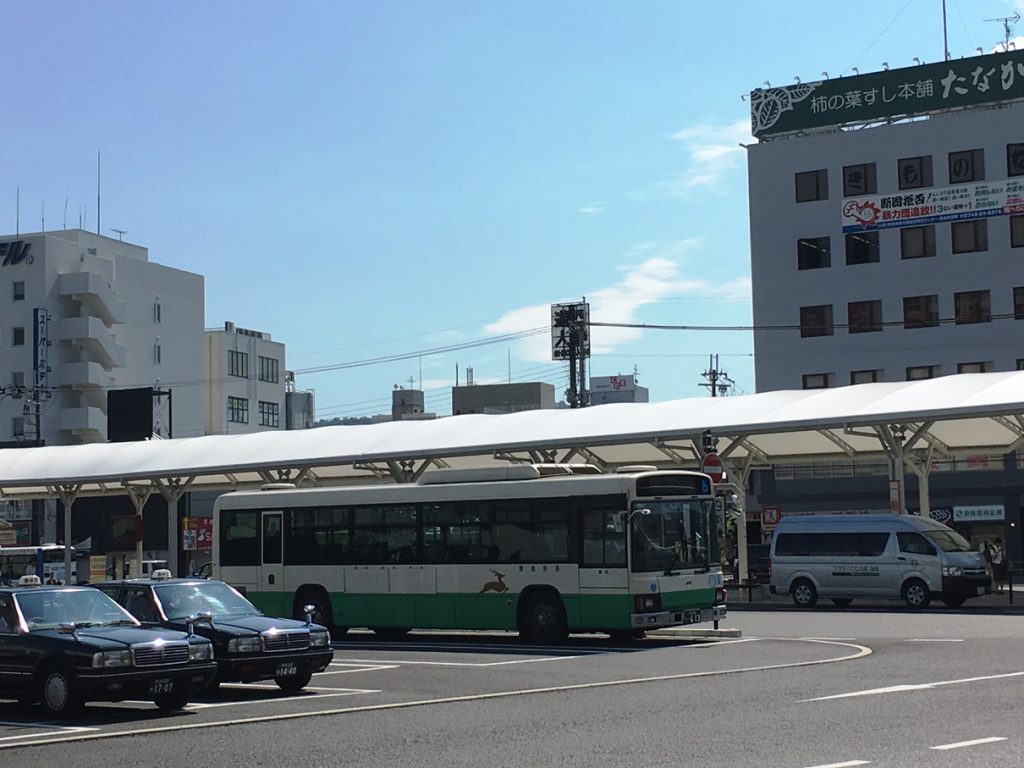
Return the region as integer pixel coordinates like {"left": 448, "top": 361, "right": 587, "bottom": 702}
{"left": 900, "top": 225, "right": 936, "bottom": 259}
{"left": 228, "top": 350, "right": 249, "bottom": 378}
{"left": 1018, "top": 359, "right": 1024, "bottom": 371}
{"left": 258, "top": 356, "right": 279, "bottom": 383}
{"left": 843, "top": 163, "right": 877, "bottom": 196}
{"left": 227, "top": 396, "right": 249, "bottom": 424}
{"left": 897, "top": 156, "right": 933, "bottom": 189}
{"left": 850, "top": 369, "right": 882, "bottom": 384}
{"left": 259, "top": 401, "right": 280, "bottom": 428}
{"left": 797, "top": 237, "right": 831, "bottom": 270}
{"left": 153, "top": 301, "right": 161, "bottom": 323}
{"left": 801, "top": 373, "right": 832, "bottom": 389}
{"left": 954, "top": 290, "right": 991, "bottom": 324}
{"left": 800, "top": 305, "right": 833, "bottom": 337}
{"left": 951, "top": 219, "right": 988, "bottom": 253}
{"left": 11, "top": 417, "right": 24, "bottom": 438}
{"left": 1015, "top": 287, "right": 1024, "bottom": 319}
{"left": 847, "top": 300, "right": 882, "bottom": 333}
{"left": 845, "top": 231, "right": 880, "bottom": 265}
{"left": 1012, "top": 215, "right": 1024, "bottom": 248}
{"left": 11, "top": 371, "right": 24, "bottom": 387}
{"left": 154, "top": 343, "right": 162, "bottom": 365}
{"left": 906, "top": 365, "right": 939, "bottom": 381}
{"left": 1007, "top": 143, "right": 1024, "bottom": 177}
{"left": 957, "top": 361, "right": 992, "bottom": 373}
{"left": 903, "top": 295, "right": 939, "bottom": 328}
{"left": 795, "top": 169, "right": 828, "bottom": 202}
{"left": 948, "top": 148, "right": 984, "bottom": 183}
{"left": 12, "top": 281, "right": 25, "bottom": 301}
{"left": 12, "top": 327, "right": 25, "bottom": 346}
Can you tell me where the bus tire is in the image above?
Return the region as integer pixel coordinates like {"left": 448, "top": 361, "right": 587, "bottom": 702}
{"left": 790, "top": 578, "right": 818, "bottom": 608}
{"left": 607, "top": 629, "right": 646, "bottom": 643}
{"left": 901, "top": 578, "right": 931, "bottom": 609}
{"left": 519, "top": 591, "right": 568, "bottom": 645}
{"left": 295, "top": 587, "right": 333, "bottom": 632}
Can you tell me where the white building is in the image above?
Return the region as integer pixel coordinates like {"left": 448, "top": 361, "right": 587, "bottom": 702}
{"left": 747, "top": 51, "right": 1024, "bottom": 391}
{"left": 204, "top": 321, "right": 286, "bottom": 434}
{"left": 589, "top": 374, "right": 649, "bottom": 405}
{"left": 0, "top": 229, "right": 204, "bottom": 445}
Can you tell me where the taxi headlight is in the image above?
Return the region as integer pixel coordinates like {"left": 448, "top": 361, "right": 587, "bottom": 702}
{"left": 92, "top": 649, "right": 133, "bottom": 668}
{"left": 189, "top": 642, "right": 214, "bottom": 662}
{"left": 227, "top": 636, "right": 263, "bottom": 653}
{"left": 942, "top": 566, "right": 963, "bottom": 577}
{"left": 309, "top": 629, "right": 330, "bottom": 648}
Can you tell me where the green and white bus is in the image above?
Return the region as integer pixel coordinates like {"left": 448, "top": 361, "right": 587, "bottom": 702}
{"left": 213, "top": 465, "right": 726, "bottom": 642}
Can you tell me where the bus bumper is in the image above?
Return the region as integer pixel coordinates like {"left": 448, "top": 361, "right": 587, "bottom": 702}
{"left": 630, "top": 604, "right": 726, "bottom": 629}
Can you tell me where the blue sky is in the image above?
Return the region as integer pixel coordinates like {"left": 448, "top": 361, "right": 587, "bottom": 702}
{"left": 5, "top": 0, "right": 1024, "bottom": 419}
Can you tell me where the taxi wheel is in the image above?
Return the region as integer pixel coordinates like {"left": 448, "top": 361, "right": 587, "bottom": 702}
{"left": 153, "top": 692, "right": 190, "bottom": 711}
{"left": 37, "top": 664, "right": 83, "bottom": 719}
{"left": 275, "top": 669, "right": 313, "bottom": 692}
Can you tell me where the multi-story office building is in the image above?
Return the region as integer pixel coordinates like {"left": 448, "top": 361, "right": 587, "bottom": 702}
{"left": 748, "top": 50, "right": 1024, "bottom": 392}
{"left": 0, "top": 229, "right": 204, "bottom": 446}
{"left": 452, "top": 382, "right": 555, "bottom": 415}
{"left": 204, "top": 321, "right": 286, "bottom": 434}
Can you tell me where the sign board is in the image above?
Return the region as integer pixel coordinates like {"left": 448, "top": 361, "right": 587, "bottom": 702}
{"left": 889, "top": 479, "right": 902, "bottom": 513}
{"left": 590, "top": 375, "right": 637, "bottom": 392}
{"left": 550, "top": 302, "right": 590, "bottom": 361}
{"left": 953, "top": 504, "right": 1005, "bottom": 522}
{"left": 89, "top": 556, "right": 108, "bottom": 582}
{"left": 750, "top": 49, "right": 1024, "bottom": 138}
{"left": 701, "top": 452, "right": 724, "bottom": 483}
{"left": 181, "top": 517, "right": 213, "bottom": 551}
{"left": 761, "top": 506, "right": 781, "bottom": 526}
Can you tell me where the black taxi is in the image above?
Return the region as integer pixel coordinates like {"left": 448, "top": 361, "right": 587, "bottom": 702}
{"left": 0, "top": 576, "right": 216, "bottom": 718}
{"left": 93, "top": 572, "right": 333, "bottom": 692}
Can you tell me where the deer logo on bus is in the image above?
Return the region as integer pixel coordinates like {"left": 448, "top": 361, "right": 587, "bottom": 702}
{"left": 479, "top": 570, "right": 509, "bottom": 594}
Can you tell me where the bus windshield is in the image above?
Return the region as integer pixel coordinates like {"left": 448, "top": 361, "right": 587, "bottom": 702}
{"left": 630, "top": 499, "right": 718, "bottom": 573}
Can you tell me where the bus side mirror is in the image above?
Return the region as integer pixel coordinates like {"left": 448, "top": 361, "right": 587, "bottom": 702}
{"left": 613, "top": 514, "right": 625, "bottom": 534}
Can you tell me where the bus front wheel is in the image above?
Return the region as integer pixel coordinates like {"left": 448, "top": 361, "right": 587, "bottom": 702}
{"left": 519, "top": 592, "right": 568, "bottom": 645}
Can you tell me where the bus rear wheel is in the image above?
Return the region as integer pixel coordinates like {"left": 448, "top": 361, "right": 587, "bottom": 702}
{"left": 372, "top": 627, "right": 411, "bottom": 640}
{"left": 519, "top": 592, "right": 568, "bottom": 645}
{"left": 295, "top": 588, "right": 333, "bottom": 632}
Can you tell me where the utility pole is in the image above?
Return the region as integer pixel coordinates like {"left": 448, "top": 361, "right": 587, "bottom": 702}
{"left": 699, "top": 354, "right": 734, "bottom": 397}
{"left": 551, "top": 299, "right": 591, "bottom": 407}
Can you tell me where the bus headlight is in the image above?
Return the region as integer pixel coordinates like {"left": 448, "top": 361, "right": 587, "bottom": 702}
{"left": 227, "top": 636, "right": 263, "bottom": 653}
{"left": 189, "top": 643, "right": 214, "bottom": 662}
{"left": 93, "top": 650, "right": 132, "bottom": 668}
{"left": 942, "top": 566, "right": 963, "bottom": 577}
{"left": 715, "top": 588, "right": 726, "bottom": 604}
{"left": 309, "top": 630, "right": 330, "bottom": 648}
{"left": 634, "top": 595, "right": 661, "bottom": 612}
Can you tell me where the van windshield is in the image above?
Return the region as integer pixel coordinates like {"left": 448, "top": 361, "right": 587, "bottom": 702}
{"left": 925, "top": 528, "right": 972, "bottom": 552}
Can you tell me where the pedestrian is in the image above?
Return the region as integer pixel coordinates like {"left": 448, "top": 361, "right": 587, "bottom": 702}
{"left": 991, "top": 537, "right": 1008, "bottom": 593}
{"left": 980, "top": 539, "right": 994, "bottom": 583}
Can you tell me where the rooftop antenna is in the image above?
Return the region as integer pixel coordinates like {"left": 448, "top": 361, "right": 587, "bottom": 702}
{"left": 15, "top": 186, "right": 19, "bottom": 236}
{"left": 821, "top": 71, "right": 829, "bottom": 79}
{"left": 942, "top": 0, "right": 950, "bottom": 60}
{"left": 63, "top": 191, "right": 68, "bottom": 230}
{"left": 883, "top": 62, "right": 889, "bottom": 70}
{"left": 913, "top": 57, "right": 922, "bottom": 65}
{"left": 793, "top": 75, "right": 801, "bottom": 84}
{"left": 851, "top": 67, "right": 859, "bottom": 75}
{"left": 986, "top": 13, "right": 1020, "bottom": 51}
{"left": 110, "top": 228, "right": 128, "bottom": 241}
{"left": 41, "top": 201, "right": 44, "bottom": 232}
{"left": 96, "top": 151, "right": 101, "bottom": 235}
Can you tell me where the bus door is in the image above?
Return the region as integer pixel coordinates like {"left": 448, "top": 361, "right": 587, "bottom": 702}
{"left": 260, "top": 511, "right": 287, "bottom": 615}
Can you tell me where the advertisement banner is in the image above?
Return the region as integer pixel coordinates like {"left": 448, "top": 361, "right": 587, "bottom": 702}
{"left": 181, "top": 517, "right": 213, "bottom": 551}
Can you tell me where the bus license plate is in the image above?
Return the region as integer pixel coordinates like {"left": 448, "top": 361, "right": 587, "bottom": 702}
{"left": 276, "top": 662, "right": 297, "bottom": 677}
{"left": 684, "top": 610, "right": 702, "bottom": 624}
{"left": 149, "top": 679, "right": 174, "bottom": 694}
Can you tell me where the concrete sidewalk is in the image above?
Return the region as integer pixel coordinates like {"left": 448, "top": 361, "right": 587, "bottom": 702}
{"left": 725, "top": 581, "right": 1024, "bottom": 613}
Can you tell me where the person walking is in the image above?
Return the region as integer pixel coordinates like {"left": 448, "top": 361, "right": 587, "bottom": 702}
{"left": 991, "top": 537, "right": 1008, "bottom": 593}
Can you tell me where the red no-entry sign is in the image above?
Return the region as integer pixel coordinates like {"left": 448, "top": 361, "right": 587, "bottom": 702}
{"left": 701, "top": 452, "right": 724, "bottom": 483}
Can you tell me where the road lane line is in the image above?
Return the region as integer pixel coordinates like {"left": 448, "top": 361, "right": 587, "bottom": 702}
{"left": 0, "top": 638, "right": 871, "bottom": 750}
{"left": 804, "top": 761, "right": 870, "bottom": 767}
{"left": 906, "top": 638, "right": 963, "bottom": 642}
{"left": 186, "top": 689, "right": 379, "bottom": 709}
{"left": 800, "top": 670, "right": 1024, "bottom": 702}
{"left": 931, "top": 736, "right": 1007, "bottom": 750}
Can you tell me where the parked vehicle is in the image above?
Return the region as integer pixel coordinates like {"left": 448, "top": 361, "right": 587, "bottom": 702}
{"left": 93, "top": 571, "right": 333, "bottom": 692}
{"left": 0, "top": 576, "right": 216, "bottom": 718}
{"left": 769, "top": 514, "right": 990, "bottom": 609}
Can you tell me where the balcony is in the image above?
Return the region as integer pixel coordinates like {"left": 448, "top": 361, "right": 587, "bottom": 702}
{"left": 56, "top": 317, "right": 126, "bottom": 370}
{"left": 58, "top": 405, "right": 107, "bottom": 442}
{"left": 57, "top": 271, "right": 127, "bottom": 326}
{"left": 57, "top": 361, "right": 114, "bottom": 391}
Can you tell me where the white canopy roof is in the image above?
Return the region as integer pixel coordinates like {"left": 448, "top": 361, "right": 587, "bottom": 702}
{"left": 2, "top": 371, "right": 1024, "bottom": 501}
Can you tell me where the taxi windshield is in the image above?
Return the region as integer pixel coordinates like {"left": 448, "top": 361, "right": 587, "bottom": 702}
{"left": 154, "top": 582, "right": 259, "bottom": 621}
{"left": 15, "top": 589, "right": 139, "bottom": 631}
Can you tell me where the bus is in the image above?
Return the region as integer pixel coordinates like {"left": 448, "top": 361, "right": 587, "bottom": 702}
{"left": 213, "top": 465, "right": 727, "bottom": 642}
{"left": 0, "top": 545, "right": 77, "bottom": 586}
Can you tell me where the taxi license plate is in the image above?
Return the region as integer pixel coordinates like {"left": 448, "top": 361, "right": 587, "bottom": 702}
{"left": 149, "top": 679, "right": 174, "bottom": 695}
{"left": 684, "top": 610, "right": 702, "bottom": 624}
{"left": 276, "top": 662, "right": 297, "bottom": 677}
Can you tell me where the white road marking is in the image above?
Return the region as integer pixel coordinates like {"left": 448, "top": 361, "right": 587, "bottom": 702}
{"left": 799, "top": 637, "right": 858, "bottom": 641}
{"left": 330, "top": 655, "right": 587, "bottom": 667}
{"left": 800, "top": 671, "right": 1024, "bottom": 702}
{"left": 804, "top": 761, "right": 870, "bottom": 768}
{"left": 187, "top": 689, "right": 378, "bottom": 709}
{"left": 906, "top": 638, "right": 964, "bottom": 642}
{"left": 317, "top": 664, "right": 398, "bottom": 675}
{"left": 0, "top": 638, "right": 870, "bottom": 750}
{"left": 0, "top": 722, "right": 97, "bottom": 741}
{"left": 931, "top": 736, "right": 1007, "bottom": 750}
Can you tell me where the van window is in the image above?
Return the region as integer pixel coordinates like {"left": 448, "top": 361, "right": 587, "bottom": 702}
{"left": 897, "top": 532, "right": 935, "bottom": 556}
{"left": 775, "top": 531, "right": 889, "bottom": 557}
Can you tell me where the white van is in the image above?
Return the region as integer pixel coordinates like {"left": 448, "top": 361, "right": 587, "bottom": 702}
{"left": 769, "top": 514, "right": 990, "bottom": 609}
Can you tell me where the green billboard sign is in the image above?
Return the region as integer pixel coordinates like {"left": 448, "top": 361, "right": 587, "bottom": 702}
{"left": 751, "top": 50, "right": 1024, "bottom": 138}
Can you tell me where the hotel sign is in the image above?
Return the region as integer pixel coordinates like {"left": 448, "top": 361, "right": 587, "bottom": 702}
{"left": 842, "top": 178, "right": 1024, "bottom": 232}
{"left": 751, "top": 49, "right": 1024, "bottom": 138}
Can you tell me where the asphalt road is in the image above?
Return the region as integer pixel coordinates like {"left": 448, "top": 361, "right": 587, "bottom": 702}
{"left": 1, "top": 608, "right": 1022, "bottom": 767}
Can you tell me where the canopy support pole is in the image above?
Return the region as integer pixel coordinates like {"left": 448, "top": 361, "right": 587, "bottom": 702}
{"left": 155, "top": 477, "right": 196, "bottom": 576}
{"left": 123, "top": 483, "right": 155, "bottom": 578}
{"left": 53, "top": 483, "right": 82, "bottom": 583}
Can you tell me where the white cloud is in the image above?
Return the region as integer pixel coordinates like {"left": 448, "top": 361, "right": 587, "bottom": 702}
{"left": 990, "top": 35, "right": 1024, "bottom": 53}
{"left": 578, "top": 202, "right": 606, "bottom": 216}
{"left": 662, "top": 118, "right": 754, "bottom": 194}
{"left": 484, "top": 240, "right": 747, "bottom": 363}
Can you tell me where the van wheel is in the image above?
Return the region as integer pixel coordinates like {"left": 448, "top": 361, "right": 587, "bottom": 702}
{"left": 902, "top": 578, "right": 931, "bottom": 609}
{"left": 831, "top": 598, "right": 853, "bottom": 607}
{"left": 790, "top": 579, "right": 818, "bottom": 608}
